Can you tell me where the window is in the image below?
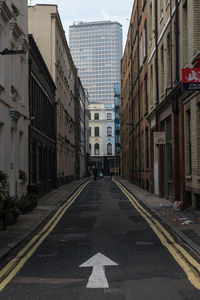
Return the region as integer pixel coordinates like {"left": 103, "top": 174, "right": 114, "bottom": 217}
{"left": 89, "top": 127, "right": 91, "bottom": 137}
{"left": 197, "top": 104, "right": 200, "bottom": 176}
{"left": 107, "top": 127, "right": 112, "bottom": 136}
{"left": 182, "top": 0, "right": 188, "bottom": 66}
{"left": 160, "top": 46, "right": 164, "bottom": 94}
{"left": 89, "top": 143, "right": 91, "bottom": 155}
{"left": 167, "top": 33, "right": 171, "bottom": 87}
{"left": 94, "top": 113, "right": 99, "bottom": 120}
{"left": 0, "top": 26, "right": 4, "bottom": 87}
{"left": 139, "top": 34, "right": 143, "bottom": 68}
{"left": 107, "top": 113, "right": 112, "bottom": 120}
{"left": 0, "top": 122, "right": 4, "bottom": 170}
{"left": 31, "top": 143, "right": 37, "bottom": 184}
{"left": 95, "top": 127, "right": 99, "bottom": 136}
{"left": 19, "top": 131, "right": 24, "bottom": 170}
{"left": 143, "top": 21, "right": 147, "bottom": 60}
{"left": 144, "top": 75, "right": 148, "bottom": 113}
{"left": 94, "top": 143, "right": 99, "bottom": 155}
{"left": 107, "top": 143, "right": 112, "bottom": 155}
{"left": 150, "top": 65, "right": 153, "bottom": 105}
{"left": 149, "top": 3, "right": 152, "bottom": 42}
{"left": 145, "top": 127, "right": 149, "bottom": 169}
{"left": 160, "top": 0, "right": 163, "bottom": 18}
{"left": 89, "top": 112, "right": 91, "bottom": 120}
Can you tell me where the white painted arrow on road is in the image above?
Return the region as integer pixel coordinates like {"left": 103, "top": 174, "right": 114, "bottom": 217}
{"left": 79, "top": 252, "right": 118, "bottom": 288}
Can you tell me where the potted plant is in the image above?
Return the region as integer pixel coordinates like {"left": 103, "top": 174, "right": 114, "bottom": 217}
{"left": 7, "top": 196, "right": 20, "bottom": 226}
{"left": 0, "top": 172, "right": 9, "bottom": 230}
{"left": 19, "top": 169, "right": 27, "bottom": 184}
{"left": 0, "top": 171, "right": 8, "bottom": 186}
{"left": 16, "top": 193, "right": 37, "bottom": 214}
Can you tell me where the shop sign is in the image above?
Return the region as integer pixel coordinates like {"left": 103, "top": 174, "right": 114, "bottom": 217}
{"left": 182, "top": 68, "right": 200, "bottom": 90}
{"left": 154, "top": 132, "right": 166, "bottom": 144}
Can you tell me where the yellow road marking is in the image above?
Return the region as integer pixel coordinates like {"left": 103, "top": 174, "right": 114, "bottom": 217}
{"left": 114, "top": 179, "right": 200, "bottom": 290}
{"left": 0, "top": 180, "right": 91, "bottom": 291}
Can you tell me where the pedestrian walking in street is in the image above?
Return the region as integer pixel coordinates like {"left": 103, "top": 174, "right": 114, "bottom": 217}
{"left": 93, "top": 166, "right": 98, "bottom": 181}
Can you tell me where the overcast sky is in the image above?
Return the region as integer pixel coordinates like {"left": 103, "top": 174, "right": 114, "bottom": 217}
{"left": 28, "top": 0, "right": 134, "bottom": 51}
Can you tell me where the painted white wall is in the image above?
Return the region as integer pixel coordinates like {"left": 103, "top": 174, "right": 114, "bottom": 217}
{"left": 0, "top": 0, "right": 29, "bottom": 197}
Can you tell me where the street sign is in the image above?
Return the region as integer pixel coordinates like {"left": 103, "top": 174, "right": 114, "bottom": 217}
{"left": 79, "top": 252, "right": 118, "bottom": 288}
{"left": 154, "top": 132, "right": 166, "bottom": 144}
{"left": 182, "top": 68, "right": 200, "bottom": 90}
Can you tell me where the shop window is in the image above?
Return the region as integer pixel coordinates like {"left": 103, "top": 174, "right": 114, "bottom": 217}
{"left": 196, "top": 194, "right": 200, "bottom": 211}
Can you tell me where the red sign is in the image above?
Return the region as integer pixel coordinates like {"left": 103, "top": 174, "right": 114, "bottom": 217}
{"left": 182, "top": 68, "right": 200, "bottom": 90}
{"left": 182, "top": 68, "right": 200, "bottom": 83}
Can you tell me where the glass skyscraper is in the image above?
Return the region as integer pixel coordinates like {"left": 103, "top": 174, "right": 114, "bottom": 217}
{"left": 69, "top": 21, "right": 122, "bottom": 104}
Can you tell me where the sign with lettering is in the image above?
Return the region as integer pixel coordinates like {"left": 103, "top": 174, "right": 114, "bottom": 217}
{"left": 182, "top": 68, "right": 200, "bottom": 90}
{"left": 154, "top": 132, "right": 166, "bottom": 144}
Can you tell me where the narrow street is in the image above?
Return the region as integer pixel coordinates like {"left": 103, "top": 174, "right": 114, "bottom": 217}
{"left": 0, "top": 178, "right": 200, "bottom": 299}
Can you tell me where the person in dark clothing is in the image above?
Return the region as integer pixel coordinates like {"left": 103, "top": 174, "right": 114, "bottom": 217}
{"left": 93, "top": 166, "right": 98, "bottom": 181}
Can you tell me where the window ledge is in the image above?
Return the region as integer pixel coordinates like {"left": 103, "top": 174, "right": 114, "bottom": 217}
{"left": 186, "top": 175, "right": 192, "bottom": 180}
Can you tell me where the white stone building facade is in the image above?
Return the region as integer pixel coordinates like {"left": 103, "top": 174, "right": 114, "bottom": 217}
{"left": 0, "top": 0, "right": 29, "bottom": 197}
{"left": 28, "top": 5, "right": 77, "bottom": 186}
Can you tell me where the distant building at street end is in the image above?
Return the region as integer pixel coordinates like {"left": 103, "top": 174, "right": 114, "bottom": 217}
{"left": 28, "top": 34, "right": 57, "bottom": 196}
{"left": 28, "top": 4, "right": 77, "bottom": 186}
{"left": 89, "top": 103, "right": 115, "bottom": 173}
{"left": 0, "top": 0, "right": 29, "bottom": 198}
{"left": 114, "top": 84, "right": 121, "bottom": 176}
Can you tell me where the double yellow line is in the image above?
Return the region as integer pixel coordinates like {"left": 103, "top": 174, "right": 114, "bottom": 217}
{"left": 0, "top": 179, "right": 91, "bottom": 292}
{"left": 114, "top": 179, "right": 200, "bottom": 290}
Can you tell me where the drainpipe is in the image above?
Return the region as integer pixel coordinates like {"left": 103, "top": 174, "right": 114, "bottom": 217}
{"left": 137, "top": 0, "right": 141, "bottom": 186}
{"left": 175, "top": 0, "right": 179, "bottom": 83}
{"left": 28, "top": 58, "right": 32, "bottom": 188}
{"left": 154, "top": 0, "right": 160, "bottom": 195}
{"left": 130, "top": 20, "right": 133, "bottom": 183}
{"left": 155, "top": 0, "right": 159, "bottom": 131}
{"left": 169, "top": 0, "right": 173, "bottom": 87}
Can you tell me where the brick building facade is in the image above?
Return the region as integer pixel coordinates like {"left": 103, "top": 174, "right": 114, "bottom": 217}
{"left": 121, "top": 0, "right": 200, "bottom": 209}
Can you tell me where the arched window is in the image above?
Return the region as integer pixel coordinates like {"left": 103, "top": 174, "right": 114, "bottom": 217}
{"left": 107, "top": 143, "right": 112, "bottom": 155}
{"left": 94, "top": 143, "right": 99, "bottom": 155}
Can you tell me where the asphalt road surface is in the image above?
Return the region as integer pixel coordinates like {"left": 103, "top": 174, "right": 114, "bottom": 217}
{"left": 0, "top": 177, "right": 200, "bottom": 299}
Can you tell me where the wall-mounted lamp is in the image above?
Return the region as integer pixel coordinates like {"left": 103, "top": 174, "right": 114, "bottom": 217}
{"left": 0, "top": 48, "right": 27, "bottom": 55}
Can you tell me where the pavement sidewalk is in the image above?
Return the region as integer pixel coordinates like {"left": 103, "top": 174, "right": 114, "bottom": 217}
{"left": 0, "top": 178, "right": 89, "bottom": 261}
{"left": 116, "top": 177, "right": 200, "bottom": 254}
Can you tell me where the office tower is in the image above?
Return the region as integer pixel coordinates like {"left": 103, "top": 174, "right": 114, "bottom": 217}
{"left": 69, "top": 21, "right": 122, "bottom": 104}
{"left": 69, "top": 21, "right": 122, "bottom": 172}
